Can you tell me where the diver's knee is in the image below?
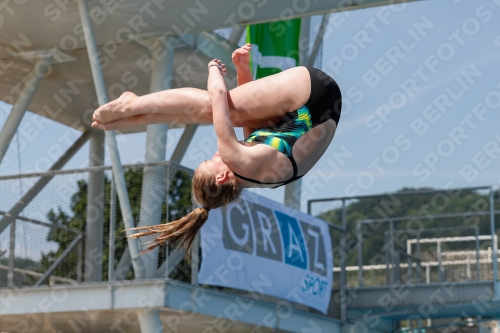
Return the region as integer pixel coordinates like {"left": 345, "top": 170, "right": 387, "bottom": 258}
{"left": 199, "top": 94, "right": 213, "bottom": 118}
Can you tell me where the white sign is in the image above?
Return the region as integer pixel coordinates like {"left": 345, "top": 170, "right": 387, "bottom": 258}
{"left": 198, "top": 191, "right": 333, "bottom": 314}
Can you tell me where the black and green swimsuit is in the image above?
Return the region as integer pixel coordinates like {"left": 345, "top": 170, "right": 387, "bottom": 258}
{"left": 232, "top": 67, "right": 342, "bottom": 189}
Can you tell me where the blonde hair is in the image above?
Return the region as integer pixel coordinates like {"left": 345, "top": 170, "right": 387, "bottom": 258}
{"left": 128, "top": 169, "right": 242, "bottom": 252}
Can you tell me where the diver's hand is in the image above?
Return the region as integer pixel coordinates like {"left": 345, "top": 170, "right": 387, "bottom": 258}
{"left": 232, "top": 43, "right": 251, "bottom": 69}
{"left": 208, "top": 58, "right": 226, "bottom": 76}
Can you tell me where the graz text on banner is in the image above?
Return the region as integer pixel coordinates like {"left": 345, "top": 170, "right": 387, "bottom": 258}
{"left": 198, "top": 191, "right": 333, "bottom": 314}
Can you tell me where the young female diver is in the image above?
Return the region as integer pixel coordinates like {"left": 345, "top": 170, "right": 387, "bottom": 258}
{"left": 91, "top": 44, "right": 342, "bottom": 251}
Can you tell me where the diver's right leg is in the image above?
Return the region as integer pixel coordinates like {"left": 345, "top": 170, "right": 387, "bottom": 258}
{"left": 93, "top": 88, "right": 211, "bottom": 124}
{"left": 92, "top": 66, "right": 312, "bottom": 130}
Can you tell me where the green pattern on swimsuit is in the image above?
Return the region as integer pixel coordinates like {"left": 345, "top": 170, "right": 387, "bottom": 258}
{"left": 245, "top": 106, "right": 312, "bottom": 159}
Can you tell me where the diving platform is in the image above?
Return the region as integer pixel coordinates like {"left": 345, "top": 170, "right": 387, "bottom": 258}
{"left": 0, "top": 279, "right": 342, "bottom": 333}
{"left": 345, "top": 281, "right": 500, "bottom": 321}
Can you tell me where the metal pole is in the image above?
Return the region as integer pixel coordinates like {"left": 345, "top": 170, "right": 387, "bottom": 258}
{"left": 340, "top": 199, "right": 347, "bottom": 321}
{"left": 170, "top": 125, "right": 198, "bottom": 163}
{"left": 139, "top": 310, "right": 163, "bottom": 333}
{"left": 357, "top": 222, "right": 363, "bottom": 286}
{"left": 284, "top": 180, "right": 301, "bottom": 210}
{"left": 426, "top": 265, "right": 430, "bottom": 284}
{"left": 0, "top": 57, "right": 50, "bottom": 164}
{"left": 394, "top": 250, "right": 400, "bottom": 284}
{"left": 476, "top": 226, "right": 481, "bottom": 281}
{"left": 114, "top": 248, "right": 131, "bottom": 281}
{"left": 283, "top": 16, "right": 311, "bottom": 211}
{"left": 35, "top": 235, "right": 83, "bottom": 286}
{"left": 466, "top": 252, "right": 471, "bottom": 280}
{"left": 86, "top": 131, "right": 105, "bottom": 282}
{"left": 108, "top": 175, "right": 116, "bottom": 282}
{"left": 308, "top": 14, "right": 330, "bottom": 67}
{"left": 164, "top": 164, "right": 171, "bottom": 278}
{"left": 390, "top": 220, "right": 394, "bottom": 285}
{"left": 136, "top": 38, "right": 173, "bottom": 279}
{"left": 437, "top": 241, "right": 443, "bottom": 282}
{"left": 417, "top": 231, "right": 421, "bottom": 284}
{"left": 7, "top": 221, "right": 15, "bottom": 287}
{"left": 0, "top": 131, "right": 91, "bottom": 234}
{"left": 408, "top": 253, "right": 412, "bottom": 284}
{"left": 385, "top": 232, "right": 390, "bottom": 285}
{"left": 299, "top": 16, "right": 311, "bottom": 67}
{"left": 308, "top": 186, "right": 490, "bottom": 205}
{"left": 229, "top": 26, "right": 245, "bottom": 44}
{"left": 78, "top": 0, "right": 142, "bottom": 279}
{"left": 191, "top": 233, "right": 200, "bottom": 286}
{"left": 490, "top": 187, "right": 498, "bottom": 298}
{"left": 77, "top": 238, "right": 83, "bottom": 283}
{"left": 156, "top": 244, "right": 186, "bottom": 278}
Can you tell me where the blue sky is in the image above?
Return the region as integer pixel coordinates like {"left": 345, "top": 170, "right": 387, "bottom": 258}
{"left": 0, "top": 0, "right": 499, "bottom": 214}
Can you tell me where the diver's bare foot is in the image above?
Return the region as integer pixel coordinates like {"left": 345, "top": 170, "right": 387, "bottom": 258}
{"left": 93, "top": 91, "right": 139, "bottom": 124}
{"left": 92, "top": 115, "right": 139, "bottom": 131}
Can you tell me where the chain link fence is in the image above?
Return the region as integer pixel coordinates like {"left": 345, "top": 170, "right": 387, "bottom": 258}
{"left": 0, "top": 161, "right": 196, "bottom": 289}
{"left": 309, "top": 187, "right": 500, "bottom": 288}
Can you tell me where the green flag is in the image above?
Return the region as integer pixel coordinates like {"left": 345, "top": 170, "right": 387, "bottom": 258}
{"left": 246, "top": 19, "right": 301, "bottom": 79}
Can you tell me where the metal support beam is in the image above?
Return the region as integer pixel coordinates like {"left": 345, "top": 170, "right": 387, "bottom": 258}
{"left": 357, "top": 223, "right": 363, "bottom": 286}
{"left": 78, "top": 0, "right": 142, "bottom": 279}
{"left": 385, "top": 232, "right": 390, "bottom": 285}
{"left": 177, "top": 32, "right": 237, "bottom": 71}
{"left": 390, "top": 220, "right": 395, "bottom": 284}
{"left": 139, "top": 310, "right": 163, "bottom": 333}
{"left": 476, "top": 227, "right": 481, "bottom": 281}
{"left": 0, "top": 210, "right": 83, "bottom": 234}
{"left": 85, "top": 130, "right": 105, "bottom": 282}
{"left": 491, "top": 187, "right": 498, "bottom": 298}
{"left": 0, "top": 56, "right": 50, "bottom": 164}
{"left": 77, "top": 238, "right": 83, "bottom": 283}
{"left": 191, "top": 233, "right": 199, "bottom": 286}
{"left": 7, "top": 220, "right": 15, "bottom": 287}
{"left": 437, "top": 241, "right": 443, "bottom": 282}
{"left": 114, "top": 247, "right": 131, "bottom": 280}
{"left": 156, "top": 244, "right": 186, "bottom": 278}
{"left": 0, "top": 131, "right": 91, "bottom": 234}
{"left": 78, "top": 2, "right": 165, "bottom": 331}
{"left": 284, "top": 182, "right": 301, "bottom": 210}
{"left": 229, "top": 26, "right": 245, "bottom": 44}
{"left": 137, "top": 39, "right": 173, "bottom": 279}
{"left": 170, "top": 124, "right": 198, "bottom": 163}
{"left": 308, "top": 14, "right": 330, "bottom": 67}
{"left": 284, "top": 16, "right": 311, "bottom": 211}
{"left": 417, "top": 232, "right": 421, "bottom": 284}
{"left": 108, "top": 175, "right": 116, "bottom": 282}
{"left": 35, "top": 235, "right": 83, "bottom": 286}
{"left": 340, "top": 200, "right": 347, "bottom": 322}
{"left": 299, "top": 16, "right": 311, "bottom": 67}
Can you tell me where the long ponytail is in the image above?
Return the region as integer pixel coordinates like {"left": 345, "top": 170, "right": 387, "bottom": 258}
{"left": 128, "top": 207, "right": 209, "bottom": 252}
{"left": 127, "top": 169, "right": 241, "bottom": 252}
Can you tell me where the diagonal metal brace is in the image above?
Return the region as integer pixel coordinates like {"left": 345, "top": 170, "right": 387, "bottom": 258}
{"left": 35, "top": 234, "right": 83, "bottom": 286}
{"left": 0, "top": 131, "right": 92, "bottom": 234}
